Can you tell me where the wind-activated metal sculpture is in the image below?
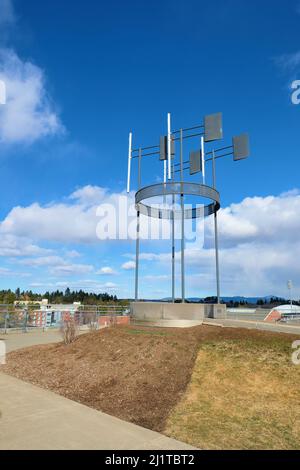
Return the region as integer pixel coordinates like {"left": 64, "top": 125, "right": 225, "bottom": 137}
{"left": 127, "top": 113, "right": 250, "bottom": 305}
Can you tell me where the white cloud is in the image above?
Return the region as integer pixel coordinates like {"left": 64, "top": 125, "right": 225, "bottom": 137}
{"left": 0, "top": 234, "right": 53, "bottom": 257}
{"left": 276, "top": 51, "right": 300, "bottom": 71}
{"left": 17, "top": 254, "right": 94, "bottom": 277}
{"left": 133, "top": 191, "right": 300, "bottom": 297}
{"left": 0, "top": 201, "right": 99, "bottom": 243}
{"left": 0, "top": 185, "right": 135, "bottom": 244}
{"left": 0, "top": 266, "right": 30, "bottom": 277}
{"left": 0, "top": 48, "right": 63, "bottom": 143}
{"left": 29, "top": 279, "right": 118, "bottom": 292}
{"left": 70, "top": 185, "right": 108, "bottom": 206}
{"left": 19, "top": 255, "right": 66, "bottom": 267}
{"left": 49, "top": 264, "right": 93, "bottom": 276}
{"left": 214, "top": 193, "right": 300, "bottom": 247}
{"left": 65, "top": 250, "right": 81, "bottom": 258}
{"left": 122, "top": 261, "right": 136, "bottom": 270}
{"left": 97, "top": 266, "right": 117, "bottom": 275}
{"left": 103, "top": 282, "right": 117, "bottom": 289}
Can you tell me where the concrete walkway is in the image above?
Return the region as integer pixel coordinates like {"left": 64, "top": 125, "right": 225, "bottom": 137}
{"left": 0, "top": 373, "right": 193, "bottom": 450}
{"left": 0, "top": 330, "right": 66, "bottom": 353}
{"left": 204, "top": 318, "right": 300, "bottom": 335}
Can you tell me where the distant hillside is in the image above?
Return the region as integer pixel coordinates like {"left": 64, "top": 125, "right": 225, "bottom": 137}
{"left": 158, "top": 295, "right": 287, "bottom": 305}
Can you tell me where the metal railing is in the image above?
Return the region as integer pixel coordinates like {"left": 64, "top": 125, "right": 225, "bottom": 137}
{"left": 226, "top": 308, "right": 269, "bottom": 322}
{"left": 0, "top": 304, "right": 130, "bottom": 333}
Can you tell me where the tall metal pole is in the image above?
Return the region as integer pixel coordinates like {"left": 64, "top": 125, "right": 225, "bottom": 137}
{"left": 288, "top": 280, "right": 293, "bottom": 314}
{"left": 127, "top": 132, "right": 132, "bottom": 193}
{"left": 212, "top": 150, "right": 220, "bottom": 304}
{"left": 167, "top": 113, "right": 172, "bottom": 180}
{"left": 201, "top": 136, "right": 206, "bottom": 185}
{"left": 135, "top": 148, "right": 142, "bottom": 301}
{"left": 171, "top": 161, "right": 175, "bottom": 303}
{"left": 180, "top": 129, "right": 185, "bottom": 303}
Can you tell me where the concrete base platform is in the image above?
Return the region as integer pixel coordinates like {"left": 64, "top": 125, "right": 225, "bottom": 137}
{"left": 131, "top": 302, "right": 226, "bottom": 324}
{"left": 132, "top": 319, "right": 204, "bottom": 328}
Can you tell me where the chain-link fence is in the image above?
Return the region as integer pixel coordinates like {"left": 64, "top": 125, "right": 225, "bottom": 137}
{"left": 0, "top": 304, "right": 130, "bottom": 333}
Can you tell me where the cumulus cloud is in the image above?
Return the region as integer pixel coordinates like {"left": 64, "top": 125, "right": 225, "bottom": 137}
{"left": 0, "top": 266, "right": 30, "bottom": 277}
{"left": 17, "top": 254, "right": 94, "bottom": 277}
{"left": 205, "top": 193, "right": 300, "bottom": 248}
{"left": 132, "top": 191, "right": 300, "bottom": 296}
{"left": 0, "top": 185, "right": 135, "bottom": 244}
{"left": 70, "top": 186, "right": 108, "bottom": 206}
{"left": 97, "top": 266, "right": 117, "bottom": 275}
{"left": 122, "top": 261, "right": 136, "bottom": 270}
{"left": 49, "top": 264, "right": 93, "bottom": 276}
{"left": 0, "top": 49, "right": 63, "bottom": 143}
{"left": 0, "top": 234, "right": 53, "bottom": 257}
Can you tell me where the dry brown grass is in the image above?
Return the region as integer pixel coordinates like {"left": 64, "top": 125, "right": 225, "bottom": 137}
{"left": 164, "top": 335, "right": 300, "bottom": 449}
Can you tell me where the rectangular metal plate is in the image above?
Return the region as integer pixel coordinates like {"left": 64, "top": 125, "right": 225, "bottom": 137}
{"left": 190, "top": 150, "right": 202, "bottom": 175}
{"left": 160, "top": 136, "right": 167, "bottom": 161}
{"left": 233, "top": 133, "right": 250, "bottom": 160}
{"left": 160, "top": 136, "right": 175, "bottom": 161}
{"left": 204, "top": 112, "right": 223, "bottom": 142}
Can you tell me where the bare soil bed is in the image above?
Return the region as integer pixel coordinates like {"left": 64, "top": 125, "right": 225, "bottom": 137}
{"left": 3, "top": 325, "right": 205, "bottom": 431}
{"left": 3, "top": 324, "right": 300, "bottom": 447}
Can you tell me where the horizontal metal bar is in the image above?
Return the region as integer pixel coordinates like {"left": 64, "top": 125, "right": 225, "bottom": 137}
{"left": 206, "top": 151, "right": 233, "bottom": 162}
{"left": 131, "top": 127, "right": 205, "bottom": 154}
{"left": 132, "top": 144, "right": 159, "bottom": 153}
{"left": 205, "top": 145, "right": 233, "bottom": 156}
{"left": 173, "top": 131, "right": 204, "bottom": 142}
{"left": 174, "top": 166, "right": 190, "bottom": 174}
{"left": 174, "top": 160, "right": 189, "bottom": 167}
{"left": 132, "top": 151, "right": 160, "bottom": 159}
{"left": 172, "top": 124, "right": 204, "bottom": 135}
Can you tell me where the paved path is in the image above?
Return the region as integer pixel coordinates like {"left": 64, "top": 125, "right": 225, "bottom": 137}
{"left": 0, "top": 330, "right": 193, "bottom": 450}
{"left": 0, "top": 330, "right": 66, "bottom": 353}
{"left": 0, "top": 373, "right": 193, "bottom": 450}
{"left": 204, "top": 318, "right": 300, "bottom": 335}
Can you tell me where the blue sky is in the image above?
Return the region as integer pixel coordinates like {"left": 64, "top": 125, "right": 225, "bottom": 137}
{"left": 0, "top": 0, "right": 300, "bottom": 299}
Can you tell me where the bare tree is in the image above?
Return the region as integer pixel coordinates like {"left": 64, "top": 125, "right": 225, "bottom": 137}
{"left": 60, "top": 318, "right": 78, "bottom": 344}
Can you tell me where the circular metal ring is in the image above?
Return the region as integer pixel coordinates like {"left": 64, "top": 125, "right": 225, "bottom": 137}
{"left": 135, "top": 182, "right": 220, "bottom": 220}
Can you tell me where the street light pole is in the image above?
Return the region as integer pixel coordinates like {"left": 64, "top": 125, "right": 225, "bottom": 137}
{"left": 288, "top": 280, "right": 293, "bottom": 314}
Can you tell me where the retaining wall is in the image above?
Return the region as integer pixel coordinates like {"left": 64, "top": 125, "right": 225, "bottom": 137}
{"left": 130, "top": 302, "right": 227, "bottom": 322}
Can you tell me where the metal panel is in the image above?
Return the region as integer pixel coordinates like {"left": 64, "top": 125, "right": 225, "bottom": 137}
{"left": 159, "top": 136, "right": 175, "bottom": 161}
{"left": 136, "top": 201, "right": 215, "bottom": 220}
{"left": 189, "top": 150, "right": 202, "bottom": 175}
{"left": 233, "top": 133, "right": 250, "bottom": 160}
{"left": 204, "top": 112, "right": 223, "bottom": 142}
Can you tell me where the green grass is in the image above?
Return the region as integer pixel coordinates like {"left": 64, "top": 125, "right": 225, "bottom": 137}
{"left": 165, "top": 335, "right": 300, "bottom": 449}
